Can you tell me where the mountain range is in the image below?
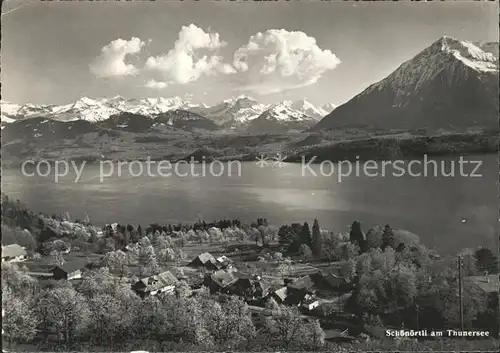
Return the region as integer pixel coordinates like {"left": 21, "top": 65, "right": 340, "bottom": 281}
{"left": 1, "top": 36, "right": 498, "bottom": 140}
{"left": 1, "top": 96, "right": 336, "bottom": 133}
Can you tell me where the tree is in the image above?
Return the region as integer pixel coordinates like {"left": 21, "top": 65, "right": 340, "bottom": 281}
{"left": 475, "top": 247, "right": 497, "bottom": 273}
{"left": 299, "top": 244, "right": 313, "bottom": 262}
{"left": 1, "top": 225, "right": 37, "bottom": 252}
{"left": 349, "top": 221, "right": 366, "bottom": 253}
{"left": 162, "top": 296, "right": 214, "bottom": 347}
{"left": 134, "top": 296, "right": 169, "bottom": 348}
{"left": 37, "top": 286, "right": 90, "bottom": 349}
{"left": 203, "top": 296, "right": 255, "bottom": 348}
{"left": 258, "top": 225, "right": 271, "bottom": 246}
{"left": 102, "top": 250, "right": 128, "bottom": 276}
{"left": 340, "top": 258, "right": 357, "bottom": 283}
{"left": 277, "top": 258, "right": 293, "bottom": 278}
{"left": 1, "top": 262, "right": 37, "bottom": 295}
{"left": 87, "top": 293, "right": 124, "bottom": 348}
{"left": 322, "top": 231, "right": 340, "bottom": 264}
{"left": 439, "top": 281, "right": 488, "bottom": 327}
{"left": 341, "top": 242, "right": 360, "bottom": 261}
{"left": 264, "top": 306, "right": 323, "bottom": 349}
{"left": 248, "top": 227, "right": 261, "bottom": 245}
{"left": 381, "top": 224, "right": 395, "bottom": 250}
{"left": 295, "top": 318, "right": 325, "bottom": 350}
{"left": 299, "top": 222, "right": 312, "bottom": 248}
{"left": 278, "top": 223, "right": 301, "bottom": 249}
{"left": 2, "top": 289, "right": 39, "bottom": 348}
{"left": 311, "top": 219, "right": 322, "bottom": 256}
{"left": 390, "top": 263, "right": 418, "bottom": 308}
{"left": 138, "top": 245, "right": 158, "bottom": 276}
{"left": 174, "top": 280, "right": 192, "bottom": 299}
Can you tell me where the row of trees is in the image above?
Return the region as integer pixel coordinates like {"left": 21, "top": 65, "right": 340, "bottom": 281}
{"left": 2, "top": 263, "right": 325, "bottom": 351}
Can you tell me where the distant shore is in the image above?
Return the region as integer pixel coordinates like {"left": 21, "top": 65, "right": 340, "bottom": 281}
{"left": 2, "top": 130, "right": 498, "bottom": 169}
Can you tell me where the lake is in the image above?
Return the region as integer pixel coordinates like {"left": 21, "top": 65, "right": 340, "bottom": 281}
{"left": 1, "top": 155, "right": 497, "bottom": 255}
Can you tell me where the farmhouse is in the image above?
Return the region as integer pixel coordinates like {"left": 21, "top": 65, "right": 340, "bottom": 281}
{"left": 132, "top": 271, "right": 178, "bottom": 298}
{"left": 203, "top": 269, "right": 238, "bottom": 293}
{"left": 226, "top": 273, "right": 269, "bottom": 298}
{"left": 51, "top": 260, "right": 87, "bottom": 280}
{"left": 1, "top": 244, "right": 28, "bottom": 262}
{"left": 310, "top": 271, "right": 353, "bottom": 296}
{"left": 188, "top": 252, "right": 221, "bottom": 271}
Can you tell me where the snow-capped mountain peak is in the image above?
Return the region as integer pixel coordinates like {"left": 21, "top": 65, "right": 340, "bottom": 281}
{"left": 321, "top": 103, "right": 337, "bottom": 113}
{"left": 314, "top": 36, "right": 499, "bottom": 132}
{"left": 0, "top": 95, "right": 335, "bottom": 129}
{"left": 359, "top": 36, "right": 499, "bottom": 106}
{"left": 289, "top": 99, "right": 328, "bottom": 120}
{"left": 438, "top": 36, "right": 498, "bottom": 72}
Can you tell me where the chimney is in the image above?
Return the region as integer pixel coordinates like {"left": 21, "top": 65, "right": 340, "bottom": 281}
{"left": 485, "top": 271, "right": 489, "bottom": 282}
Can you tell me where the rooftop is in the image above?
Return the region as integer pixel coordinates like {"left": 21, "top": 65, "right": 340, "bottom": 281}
{"left": 197, "top": 252, "right": 216, "bottom": 264}
{"left": 287, "top": 275, "right": 315, "bottom": 291}
{"left": 135, "top": 270, "right": 178, "bottom": 292}
{"left": 2, "top": 244, "right": 27, "bottom": 258}
{"left": 53, "top": 259, "right": 88, "bottom": 274}
{"left": 467, "top": 274, "right": 499, "bottom": 294}
{"left": 210, "top": 270, "right": 238, "bottom": 287}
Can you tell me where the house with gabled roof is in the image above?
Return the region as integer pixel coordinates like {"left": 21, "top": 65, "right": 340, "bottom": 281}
{"left": 188, "top": 252, "right": 221, "bottom": 271}
{"left": 310, "top": 271, "right": 353, "bottom": 295}
{"left": 270, "top": 286, "right": 289, "bottom": 303}
{"left": 203, "top": 269, "right": 238, "bottom": 293}
{"left": 226, "top": 272, "right": 269, "bottom": 298}
{"left": 2, "top": 244, "right": 28, "bottom": 262}
{"left": 287, "top": 274, "right": 316, "bottom": 296}
{"left": 51, "top": 260, "right": 88, "bottom": 280}
{"left": 132, "top": 270, "right": 179, "bottom": 298}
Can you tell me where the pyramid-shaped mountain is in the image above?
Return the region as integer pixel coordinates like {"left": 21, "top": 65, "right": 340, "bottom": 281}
{"left": 313, "top": 36, "right": 499, "bottom": 131}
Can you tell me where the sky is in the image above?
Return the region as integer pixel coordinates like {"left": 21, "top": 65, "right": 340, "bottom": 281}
{"left": 1, "top": 0, "right": 498, "bottom": 107}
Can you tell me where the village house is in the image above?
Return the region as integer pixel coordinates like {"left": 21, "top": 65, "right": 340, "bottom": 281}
{"left": 270, "top": 286, "right": 289, "bottom": 304}
{"left": 287, "top": 274, "right": 316, "bottom": 297}
{"left": 301, "top": 293, "right": 320, "bottom": 311}
{"left": 188, "top": 252, "right": 221, "bottom": 271}
{"left": 51, "top": 260, "right": 87, "bottom": 280}
{"left": 268, "top": 271, "right": 352, "bottom": 308}
{"left": 203, "top": 269, "right": 239, "bottom": 294}
{"left": 309, "top": 271, "right": 353, "bottom": 296}
{"left": 216, "top": 255, "right": 235, "bottom": 270}
{"left": 226, "top": 273, "right": 269, "bottom": 298}
{"left": 466, "top": 273, "right": 500, "bottom": 337}
{"left": 1, "top": 244, "right": 28, "bottom": 262}
{"left": 132, "top": 271, "right": 178, "bottom": 298}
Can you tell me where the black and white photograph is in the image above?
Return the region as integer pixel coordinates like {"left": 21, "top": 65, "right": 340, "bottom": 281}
{"left": 1, "top": 0, "right": 499, "bottom": 352}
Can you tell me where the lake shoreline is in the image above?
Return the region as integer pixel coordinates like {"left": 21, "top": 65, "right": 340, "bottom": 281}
{"left": 1, "top": 151, "right": 497, "bottom": 170}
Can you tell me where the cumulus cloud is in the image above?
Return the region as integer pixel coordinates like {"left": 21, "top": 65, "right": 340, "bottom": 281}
{"left": 145, "top": 24, "right": 230, "bottom": 85}
{"left": 231, "top": 29, "right": 341, "bottom": 93}
{"left": 144, "top": 79, "right": 168, "bottom": 90}
{"left": 89, "top": 27, "right": 340, "bottom": 95}
{"left": 90, "top": 37, "right": 145, "bottom": 78}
